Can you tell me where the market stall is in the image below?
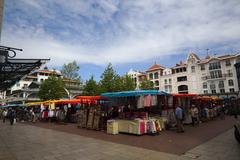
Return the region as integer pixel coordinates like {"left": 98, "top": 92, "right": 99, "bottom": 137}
{"left": 101, "top": 90, "right": 170, "bottom": 135}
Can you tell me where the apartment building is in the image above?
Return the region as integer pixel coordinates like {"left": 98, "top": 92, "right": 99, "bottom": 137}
{"left": 128, "top": 52, "right": 240, "bottom": 97}
{"left": 8, "top": 68, "right": 82, "bottom": 103}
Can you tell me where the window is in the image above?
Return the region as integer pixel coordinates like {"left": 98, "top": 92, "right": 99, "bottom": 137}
{"left": 16, "top": 83, "right": 20, "bottom": 87}
{"left": 164, "top": 79, "right": 167, "bottom": 84}
{"left": 154, "top": 72, "right": 158, "bottom": 79}
{"left": 210, "top": 70, "right": 222, "bottom": 79}
{"left": 230, "top": 88, "right": 235, "bottom": 93}
{"left": 218, "top": 81, "right": 224, "bottom": 88}
{"left": 165, "top": 86, "right": 168, "bottom": 92}
{"left": 203, "top": 82, "right": 207, "bottom": 89}
{"left": 155, "top": 80, "right": 159, "bottom": 86}
{"left": 211, "top": 90, "right": 216, "bottom": 94}
{"left": 227, "top": 70, "right": 233, "bottom": 77}
{"left": 225, "top": 59, "right": 231, "bottom": 66}
{"left": 203, "top": 90, "right": 208, "bottom": 94}
{"left": 169, "top": 86, "right": 172, "bottom": 92}
{"left": 23, "top": 84, "right": 28, "bottom": 89}
{"left": 178, "top": 85, "right": 188, "bottom": 94}
{"left": 210, "top": 83, "right": 216, "bottom": 89}
{"left": 176, "top": 67, "right": 186, "bottom": 73}
{"left": 177, "top": 76, "right": 187, "bottom": 82}
{"left": 220, "top": 89, "right": 225, "bottom": 93}
{"left": 228, "top": 79, "right": 234, "bottom": 86}
{"left": 209, "top": 62, "right": 221, "bottom": 70}
{"left": 201, "top": 64, "right": 205, "bottom": 70}
{"left": 191, "top": 66, "right": 195, "bottom": 73}
{"left": 169, "top": 79, "right": 172, "bottom": 84}
{"left": 149, "top": 73, "right": 153, "bottom": 80}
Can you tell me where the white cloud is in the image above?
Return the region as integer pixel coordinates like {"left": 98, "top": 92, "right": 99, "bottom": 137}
{"left": 2, "top": 0, "right": 240, "bottom": 67}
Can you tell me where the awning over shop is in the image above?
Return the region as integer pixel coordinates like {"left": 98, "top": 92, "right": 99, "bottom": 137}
{"left": 0, "top": 104, "right": 26, "bottom": 109}
{"left": 101, "top": 90, "right": 169, "bottom": 97}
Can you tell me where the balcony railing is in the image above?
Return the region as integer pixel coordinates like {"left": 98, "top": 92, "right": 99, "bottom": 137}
{"left": 201, "top": 73, "right": 233, "bottom": 80}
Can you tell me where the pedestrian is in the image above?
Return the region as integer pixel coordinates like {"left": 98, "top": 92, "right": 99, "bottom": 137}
{"left": 8, "top": 108, "right": 16, "bottom": 125}
{"left": 191, "top": 105, "right": 199, "bottom": 126}
{"left": 219, "top": 105, "right": 225, "bottom": 120}
{"left": 175, "top": 106, "right": 184, "bottom": 133}
{"left": 2, "top": 109, "right": 7, "bottom": 123}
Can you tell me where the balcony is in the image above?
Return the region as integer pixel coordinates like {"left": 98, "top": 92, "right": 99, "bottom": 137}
{"left": 201, "top": 73, "right": 233, "bottom": 80}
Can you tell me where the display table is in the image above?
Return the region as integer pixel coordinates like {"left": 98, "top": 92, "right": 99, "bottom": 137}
{"left": 107, "top": 120, "right": 119, "bottom": 135}
{"left": 115, "top": 119, "right": 145, "bottom": 135}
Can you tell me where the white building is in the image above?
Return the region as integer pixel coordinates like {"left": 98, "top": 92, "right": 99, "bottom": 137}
{"left": 8, "top": 68, "right": 82, "bottom": 103}
{"left": 128, "top": 52, "right": 240, "bottom": 97}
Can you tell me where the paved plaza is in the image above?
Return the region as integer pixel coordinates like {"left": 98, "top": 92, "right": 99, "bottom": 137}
{"left": 0, "top": 122, "right": 239, "bottom": 160}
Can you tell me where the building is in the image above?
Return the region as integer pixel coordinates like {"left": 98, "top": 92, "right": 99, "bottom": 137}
{"left": 128, "top": 52, "right": 240, "bottom": 98}
{"left": 7, "top": 68, "right": 82, "bottom": 103}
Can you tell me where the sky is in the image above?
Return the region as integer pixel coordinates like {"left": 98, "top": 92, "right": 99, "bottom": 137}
{"left": 2, "top": 0, "right": 240, "bottom": 81}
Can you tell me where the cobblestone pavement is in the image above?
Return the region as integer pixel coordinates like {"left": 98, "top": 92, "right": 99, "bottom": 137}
{"left": 0, "top": 122, "right": 239, "bottom": 160}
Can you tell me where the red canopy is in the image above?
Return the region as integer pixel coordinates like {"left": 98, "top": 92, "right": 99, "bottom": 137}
{"left": 172, "top": 93, "right": 197, "bottom": 97}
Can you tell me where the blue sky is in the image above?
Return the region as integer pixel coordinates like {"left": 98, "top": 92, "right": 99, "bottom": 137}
{"left": 2, "top": 0, "right": 240, "bottom": 81}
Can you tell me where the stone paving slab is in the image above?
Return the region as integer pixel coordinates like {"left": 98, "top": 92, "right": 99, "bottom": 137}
{"left": 0, "top": 122, "right": 239, "bottom": 160}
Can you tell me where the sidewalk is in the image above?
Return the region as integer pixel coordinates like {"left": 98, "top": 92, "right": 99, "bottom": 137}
{"left": 0, "top": 122, "right": 239, "bottom": 160}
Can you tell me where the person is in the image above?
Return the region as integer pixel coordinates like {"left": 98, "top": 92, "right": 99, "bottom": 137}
{"left": 2, "top": 109, "right": 7, "bottom": 123}
{"left": 8, "top": 108, "right": 16, "bottom": 125}
{"left": 175, "top": 106, "right": 184, "bottom": 133}
{"left": 219, "top": 105, "right": 225, "bottom": 120}
{"left": 191, "top": 105, "right": 199, "bottom": 126}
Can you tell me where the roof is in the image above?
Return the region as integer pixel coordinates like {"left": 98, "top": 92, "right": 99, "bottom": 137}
{"left": 37, "top": 70, "right": 61, "bottom": 75}
{"left": 147, "top": 64, "right": 165, "bottom": 72}
{"left": 198, "top": 53, "right": 240, "bottom": 64}
{"left": 101, "top": 90, "right": 169, "bottom": 97}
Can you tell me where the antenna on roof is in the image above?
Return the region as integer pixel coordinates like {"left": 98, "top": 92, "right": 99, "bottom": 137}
{"left": 206, "top": 48, "right": 209, "bottom": 56}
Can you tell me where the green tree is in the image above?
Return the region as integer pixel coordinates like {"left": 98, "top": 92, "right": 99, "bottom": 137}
{"left": 38, "top": 76, "right": 67, "bottom": 100}
{"left": 99, "top": 63, "right": 119, "bottom": 93}
{"left": 61, "top": 61, "right": 81, "bottom": 80}
{"left": 121, "top": 75, "right": 136, "bottom": 91}
{"left": 139, "top": 78, "right": 154, "bottom": 90}
{"left": 83, "top": 75, "right": 100, "bottom": 96}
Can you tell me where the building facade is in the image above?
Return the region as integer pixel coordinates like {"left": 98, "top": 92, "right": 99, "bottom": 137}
{"left": 128, "top": 52, "right": 240, "bottom": 98}
{"left": 8, "top": 68, "right": 82, "bottom": 103}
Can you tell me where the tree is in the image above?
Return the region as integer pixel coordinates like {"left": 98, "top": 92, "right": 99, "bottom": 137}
{"left": 83, "top": 75, "right": 100, "bottom": 96}
{"left": 38, "top": 76, "right": 67, "bottom": 100}
{"left": 61, "top": 61, "right": 81, "bottom": 80}
{"left": 99, "top": 63, "right": 119, "bottom": 93}
{"left": 121, "top": 75, "right": 136, "bottom": 91}
{"left": 139, "top": 78, "right": 154, "bottom": 90}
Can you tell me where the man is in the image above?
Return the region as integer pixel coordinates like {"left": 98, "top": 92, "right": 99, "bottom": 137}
{"left": 8, "top": 108, "right": 16, "bottom": 125}
{"left": 175, "top": 106, "right": 184, "bottom": 133}
{"left": 191, "top": 105, "right": 199, "bottom": 126}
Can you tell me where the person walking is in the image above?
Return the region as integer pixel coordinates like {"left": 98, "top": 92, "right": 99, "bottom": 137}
{"left": 2, "top": 109, "right": 7, "bottom": 123}
{"left": 175, "top": 106, "right": 184, "bottom": 133}
{"left": 219, "top": 105, "right": 225, "bottom": 120}
{"left": 191, "top": 105, "right": 199, "bottom": 126}
{"left": 8, "top": 108, "right": 16, "bottom": 125}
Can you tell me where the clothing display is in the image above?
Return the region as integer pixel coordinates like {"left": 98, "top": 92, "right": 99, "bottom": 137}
{"left": 144, "top": 95, "right": 152, "bottom": 107}
{"left": 137, "top": 96, "right": 144, "bottom": 109}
